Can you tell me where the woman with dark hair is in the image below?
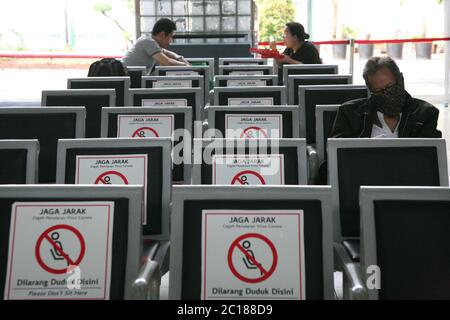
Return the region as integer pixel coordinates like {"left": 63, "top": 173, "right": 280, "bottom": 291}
{"left": 271, "top": 22, "right": 321, "bottom": 83}
{"left": 271, "top": 22, "right": 321, "bottom": 65}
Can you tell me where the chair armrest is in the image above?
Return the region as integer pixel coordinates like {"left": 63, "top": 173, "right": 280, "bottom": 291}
{"left": 209, "top": 89, "right": 214, "bottom": 106}
{"left": 153, "top": 240, "right": 170, "bottom": 276}
{"left": 334, "top": 243, "right": 368, "bottom": 300}
{"left": 307, "top": 145, "right": 319, "bottom": 184}
{"left": 130, "top": 259, "right": 161, "bottom": 300}
{"left": 202, "top": 121, "right": 208, "bottom": 138}
{"left": 142, "top": 239, "right": 159, "bottom": 261}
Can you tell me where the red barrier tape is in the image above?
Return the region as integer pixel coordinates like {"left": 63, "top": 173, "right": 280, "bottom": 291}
{"left": 1, "top": 36, "right": 449, "bottom": 59}
{"left": 258, "top": 37, "right": 450, "bottom": 47}
{"left": 355, "top": 37, "right": 450, "bottom": 44}
{"left": 258, "top": 40, "right": 349, "bottom": 46}
{"left": 313, "top": 40, "right": 350, "bottom": 45}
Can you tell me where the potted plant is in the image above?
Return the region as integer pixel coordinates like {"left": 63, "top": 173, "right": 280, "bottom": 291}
{"left": 414, "top": 0, "right": 443, "bottom": 59}
{"left": 386, "top": 1, "right": 406, "bottom": 59}
{"left": 358, "top": 33, "right": 374, "bottom": 59}
{"left": 387, "top": 42, "right": 404, "bottom": 59}
{"left": 387, "top": 30, "right": 404, "bottom": 59}
{"left": 333, "top": 25, "right": 356, "bottom": 59}
{"left": 415, "top": 39, "right": 433, "bottom": 59}
{"left": 415, "top": 21, "right": 432, "bottom": 60}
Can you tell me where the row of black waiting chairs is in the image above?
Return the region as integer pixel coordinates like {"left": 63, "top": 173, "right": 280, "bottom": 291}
{"left": 0, "top": 101, "right": 360, "bottom": 184}
{"left": 1, "top": 125, "right": 449, "bottom": 298}
{"left": 1, "top": 182, "right": 450, "bottom": 299}
{"left": 1, "top": 60, "right": 449, "bottom": 300}
{"left": 1, "top": 135, "right": 448, "bottom": 251}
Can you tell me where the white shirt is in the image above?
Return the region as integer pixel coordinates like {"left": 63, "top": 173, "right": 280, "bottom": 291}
{"left": 371, "top": 111, "right": 401, "bottom": 138}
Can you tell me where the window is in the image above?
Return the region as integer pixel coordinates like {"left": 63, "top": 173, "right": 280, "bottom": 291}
{"left": 138, "top": 0, "right": 255, "bottom": 43}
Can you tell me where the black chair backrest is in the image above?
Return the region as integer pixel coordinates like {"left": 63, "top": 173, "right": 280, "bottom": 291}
{"left": 221, "top": 67, "right": 271, "bottom": 76}
{"left": 0, "top": 111, "right": 82, "bottom": 183}
{"left": 104, "top": 110, "right": 190, "bottom": 183}
{"left": 0, "top": 185, "right": 142, "bottom": 300}
{"left": 217, "top": 89, "right": 284, "bottom": 106}
{"left": 373, "top": 199, "right": 450, "bottom": 299}
{"left": 291, "top": 77, "right": 351, "bottom": 105}
{"left": 321, "top": 110, "right": 339, "bottom": 160}
{"left": 0, "top": 149, "right": 28, "bottom": 184}
{"left": 143, "top": 77, "right": 201, "bottom": 89}
{"left": 338, "top": 146, "right": 441, "bottom": 238}
{"left": 213, "top": 110, "right": 295, "bottom": 138}
{"left": 69, "top": 78, "right": 128, "bottom": 106}
{"left": 301, "top": 87, "right": 368, "bottom": 144}
{"left": 216, "top": 76, "right": 277, "bottom": 87}
{"left": 132, "top": 91, "right": 199, "bottom": 121}
{"left": 43, "top": 90, "right": 114, "bottom": 138}
{"left": 281, "top": 65, "right": 338, "bottom": 85}
{"left": 127, "top": 69, "right": 145, "bottom": 88}
{"left": 64, "top": 148, "right": 162, "bottom": 236}
{"left": 199, "top": 146, "right": 300, "bottom": 185}
{"left": 178, "top": 191, "right": 326, "bottom": 299}
{"left": 157, "top": 67, "right": 207, "bottom": 80}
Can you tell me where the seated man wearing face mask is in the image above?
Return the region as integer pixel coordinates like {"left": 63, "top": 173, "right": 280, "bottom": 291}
{"left": 314, "top": 56, "right": 441, "bottom": 185}
{"left": 330, "top": 56, "right": 441, "bottom": 138}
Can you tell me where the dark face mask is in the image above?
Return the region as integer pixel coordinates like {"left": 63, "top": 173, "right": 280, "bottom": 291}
{"left": 370, "top": 80, "right": 406, "bottom": 116}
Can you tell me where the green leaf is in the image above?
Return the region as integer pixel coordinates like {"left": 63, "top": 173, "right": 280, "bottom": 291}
{"left": 93, "top": 3, "right": 112, "bottom": 13}
{"left": 257, "top": 0, "right": 296, "bottom": 41}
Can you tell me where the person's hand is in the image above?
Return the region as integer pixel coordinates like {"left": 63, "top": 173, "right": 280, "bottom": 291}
{"left": 175, "top": 55, "right": 191, "bottom": 66}
{"left": 269, "top": 41, "right": 277, "bottom": 51}
{"left": 275, "top": 54, "right": 291, "bottom": 64}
